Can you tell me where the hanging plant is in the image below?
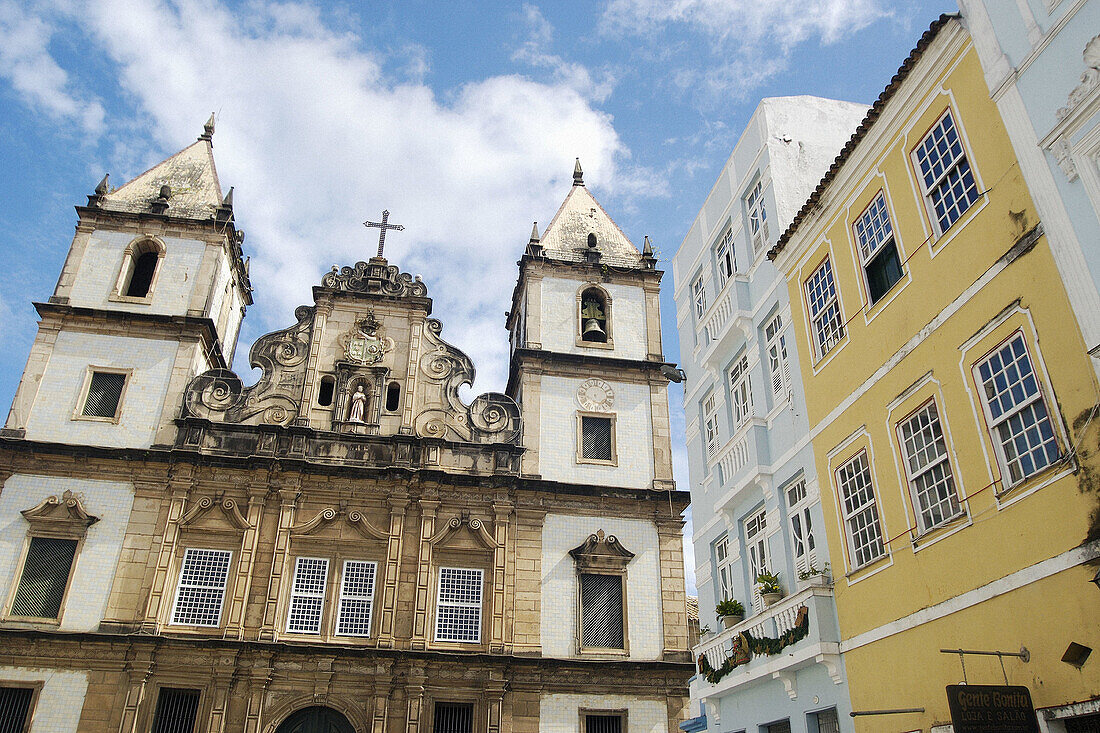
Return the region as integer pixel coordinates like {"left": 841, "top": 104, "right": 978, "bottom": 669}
{"left": 696, "top": 606, "right": 810, "bottom": 684}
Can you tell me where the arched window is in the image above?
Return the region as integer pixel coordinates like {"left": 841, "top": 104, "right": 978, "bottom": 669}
{"left": 317, "top": 375, "right": 335, "bottom": 406}
{"left": 385, "top": 382, "right": 401, "bottom": 412}
{"left": 116, "top": 238, "right": 164, "bottom": 300}
{"left": 579, "top": 287, "right": 609, "bottom": 344}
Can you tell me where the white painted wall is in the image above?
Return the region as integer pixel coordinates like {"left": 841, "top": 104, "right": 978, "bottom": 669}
{"left": 0, "top": 474, "right": 134, "bottom": 632}
{"left": 538, "top": 376, "right": 653, "bottom": 489}
{"left": 538, "top": 276, "right": 648, "bottom": 360}
{"left": 0, "top": 666, "right": 88, "bottom": 732}
{"left": 540, "top": 693, "right": 667, "bottom": 733}
{"left": 67, "top": 230, "right": 205, "bottom": 315}
{"left": 541, "top": 514, "right": 663, "bottom": 660}
{"left": 23, "top": 331, "right": 177, "bottom": 448}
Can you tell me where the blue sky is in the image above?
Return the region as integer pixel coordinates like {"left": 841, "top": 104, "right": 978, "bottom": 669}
{"left": 0, "top": 0, "right": 954, "bottom": 590}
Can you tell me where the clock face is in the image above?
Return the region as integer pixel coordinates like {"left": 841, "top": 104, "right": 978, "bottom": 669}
{"left": 577, "top": 378, "right": 614, "bottom": 411}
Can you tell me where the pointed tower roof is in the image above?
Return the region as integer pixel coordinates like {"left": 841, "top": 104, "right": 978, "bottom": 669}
{"left": 538, "top": 160, "right": 641, "bottom": 267}
{"left": 100, "top": 118, "right": 223, "bottom": 220}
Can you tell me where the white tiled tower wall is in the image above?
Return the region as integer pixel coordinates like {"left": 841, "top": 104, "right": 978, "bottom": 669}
{"left": 537, "top": 276, "right": 649, "bottom": 359}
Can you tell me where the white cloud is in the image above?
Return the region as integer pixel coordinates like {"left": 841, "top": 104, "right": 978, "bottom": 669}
{"left": 69, "top": 0, "right": 641, "bottom": 393}
{"left": 0, "top": 0, "right": 105, "bottom": 133}
{"left": 512, "top": 3, "right": 616, "bottom": 103}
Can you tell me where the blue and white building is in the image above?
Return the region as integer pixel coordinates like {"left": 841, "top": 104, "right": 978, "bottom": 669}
{"left": 671, "top": 97, "right": 866, "bottom": 733}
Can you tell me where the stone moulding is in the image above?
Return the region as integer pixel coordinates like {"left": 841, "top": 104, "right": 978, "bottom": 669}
{"left": 21, "top": 490, "right": 99, "bottom": 531}
{"left": 320, "top": 258, "right": 428, "bottom": 299}
{"left": 569, "top": 529, "right": 635, "bottom": 571}
{"left": 428, "top": 515, "right": 500, "bottom": 550}
{"left": 179, "top": 495, "right": 253, "bottom": 530}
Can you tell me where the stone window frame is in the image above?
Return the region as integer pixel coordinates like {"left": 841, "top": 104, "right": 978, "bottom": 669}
{"left": 576, "top": 411, "right": 617, "bottom": 466}
{"left": 167, "top": 546, "right": 235, "bottom": 630}
{"left": 576, "top": 283, "right": 614, "bottom": 350}
{"left": 4, "top": 491, "right": 98, "bottom": 626}
{"left": 579, "top": 708, "right": 629, "bottom": 732}
{"left": 432, "top": 565, "right": 485, "bottom": 645}
{"left": 570, "top": 530, "right": 634, "bottom": 657}
{"left": 0, "top": 681, "right": 43, "bottom": 731}
{"left": 71, "top": 366, "right": 132, "bottom": 424}
{"left": 145, "top": 684, "right": 205, "bottom": 733}
{"left": 109, "top": 235, "right": 166, "bottom": 304}
{"left": 277, "top": 552, "right": 382, "bottom": 641}
{"left": 428, "top": 697, "right": 481, "bottom": 733}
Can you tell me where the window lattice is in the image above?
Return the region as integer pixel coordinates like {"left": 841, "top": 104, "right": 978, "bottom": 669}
{"left": 703, "top": 395, "right": 720, "bottom": 457}
{"left": 899, "top": 401, "right": 960, "bottom": 531}
{"left": 0, "top": 687, "right": 33, "bottom": 733}
{"left": 586, "top": 713, "right": 624, "bottom": 733}
{"left": 10, "top": 536, "right": 77, "bottom": 619}
{"left": 765, "top": 313, "right": 790, "bottom": 399}
{"left": 836, "top": 452, "right": 885, "bottom": 568}
{"left": 82, "top": 371, "right": 126, "bottom": 418}
{"left": 786, "top": 480, "right": 816, "bottom": 574}
{"left": 692, "top": 277, "right": 708, "bottom": 319}
{"left": 914, "top": 110, "right": 979, "bottom": 233}
{"left": 745, "top": 508, "right": 769, "bottom": 612}
{"left": 150, "top": 688, "right": 200, "bottom": 733}
{"left": 336, "top": 560, "right": 376, "bottom": 637}
{"left": 171, "top": 548, "right": 232, "bottom": 627}
{"left": 287, "top": 557, "right": 329, "bottom": 634}
{"left": 434, "top": 702, "right": 473, "bottom": 733}
{"left": 435, "top": 567, "right": 483, "bottom": 643}
{"left": 716, "top": 228, "right": 735, "bottom": 282}
{"left": 580, "top": 573, "right": 624, "bottom": 649}
{"left": 805, "top": 258, "right": 844, "bottom": 358}
{"left": 747, "top": 181, "right": 770, "bottom": 256}
{"left": 977, "top": 333, "right": 1060, "bottom": 485}
{"left": 714, "top": 535, "right": 735, "bottom": 602}
{"left": 855, "top": 192, "right": 894, "bottom": 263}
{"left": 581, "top": 416, "right": 613, "bottom": 462}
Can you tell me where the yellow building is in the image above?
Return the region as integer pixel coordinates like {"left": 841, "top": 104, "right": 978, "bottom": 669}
{"left": 769, "top": 14, "right": 1100, "bottom": 733}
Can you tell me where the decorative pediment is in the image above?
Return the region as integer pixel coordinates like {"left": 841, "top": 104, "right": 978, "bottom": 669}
{"left": 321, "top": 258, "right": 428, "bottom": 298}
{"left": 347, "top": 509, "right": 390, "bottom": 541}
{"left": 21, "top": 491, "right": 99, "bottom": 535}
{"left": 1056, "top": 34, "right": 1100, "bottom": 124}
{"left": 428, "top": 515, "right": 499, "bottom": 551}
{"left": 569, "top": 529, "right": 635, "bottom": 571}
{"left": 289, "top": 506, "right": 339, "bottom": 537}
{"left": 179, "top": 495, "right": 252, "bottom": 530}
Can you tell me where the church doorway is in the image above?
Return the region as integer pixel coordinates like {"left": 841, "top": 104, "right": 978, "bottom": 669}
{"left": 274, "top": 706, "right": 356, "bottom": 733}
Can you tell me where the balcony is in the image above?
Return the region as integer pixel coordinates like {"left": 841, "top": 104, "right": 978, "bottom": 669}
{"left": 711, "top": 418, "right": 770, "bottom": 500}
{"left": 698, "top": 281, "right": 751, "bottom": 370}
{"left": 692, "top": 585, "right": 842, "bottom": 700}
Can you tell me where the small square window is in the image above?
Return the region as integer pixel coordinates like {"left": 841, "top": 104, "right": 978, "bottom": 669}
{"left": 81, "top": 371, "right": 126, "bottom": 419}
{"left": 579, "top": 415, "right": 614, "bottom": 463}
{"left": 150, "top": 688, "right": 200, "bottom": 733}
{"left": 9, "top": 536, "right": 77, "bottom": 619}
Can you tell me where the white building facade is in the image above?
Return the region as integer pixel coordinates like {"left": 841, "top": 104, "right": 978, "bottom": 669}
{"left": 672, "top": 97, "right": 867, "bottom": 733}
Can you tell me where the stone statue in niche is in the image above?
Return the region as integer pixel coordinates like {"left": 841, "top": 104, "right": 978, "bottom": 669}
{"left": 348, "top": 385, "right": 367, "bottom": 423}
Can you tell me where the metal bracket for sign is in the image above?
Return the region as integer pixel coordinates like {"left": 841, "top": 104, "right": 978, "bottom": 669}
{"left": 850, "top": 708, "right": 925, "bottom": 718}
{"left": 940, "top": 647, "right": 1031, "bottom": 685}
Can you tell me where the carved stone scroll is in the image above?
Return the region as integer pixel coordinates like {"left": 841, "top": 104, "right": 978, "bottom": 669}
{"left": 21, "top": 490, "right": 99, "bottom": 533}
{"left": 321, "top": 259, "right": 429, "bottom": 298}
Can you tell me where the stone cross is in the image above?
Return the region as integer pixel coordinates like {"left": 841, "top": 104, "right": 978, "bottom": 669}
{"left": 363, "top": 209, "right": 405, "bottom": 259}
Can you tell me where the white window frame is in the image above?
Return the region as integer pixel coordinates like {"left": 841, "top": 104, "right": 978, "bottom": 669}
{"left": 785, "top": 479, "right": 817, "bottom": 576}
{"left": 897, "top": 400, "right": 962, "bottom": 533}
{"left": 714, "top": 535, "right": 735, "bottom": 603}
{"left": 911, "top": 108, "right": 980, "bottom": 236}
{"left": 286, "top": 556, "right": 329, "bottom": 634}
{"left": 703, "top": 394, "right": 720, "bottom": 458}
{"left": 744, "top": 508, "right": 769, "bottom": 612}
{"left": 835, "top": 452, "right": 886, "bottom": 570}
{"left": 435, "top": 566, "right": 483, "bottom": 644}
{"left": 854, "top": 190, "right": 904, "bottom": 303}
{"left": 715, "top": 228, "right": 735, "bottom": 283}
{"left": 170, "top": 548, "right": 232, "bottom": 627}
{"left": 764, "top": 314, "right": 791, "bottom": 402}
{"left": 746, "top": 181, "right": 770, "bottom": 257}
{"left": 727, "top": 355, "right": 753, "bottom": 429}
{"left": 336, "top": 559, "right": 377, "bottom": 637}
{"left": 973, "top": 332, "right": 1062, "bottom": 488}
{"left": 692, "top": 276, "right": 708, "bottom": 320}
{"left": 805, "top": 257, "right": 844, "bottom": 360}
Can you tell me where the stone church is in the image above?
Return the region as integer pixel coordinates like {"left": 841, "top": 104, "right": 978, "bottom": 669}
{"left": 0, "top": 120, "right": 692, "bottom": 732}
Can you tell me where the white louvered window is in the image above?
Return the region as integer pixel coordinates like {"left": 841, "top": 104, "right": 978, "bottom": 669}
{"left": 786, "top": 479, "right": 817, "bottom": 576}
{"left": 714, "top": 535, "right": 735, "bottom": 602}
{"left": 898, "top": 401, "right": 961, "bottom": 532}
{"left": 747, "top": 181, "right": 770, "bottom": 256}
{"left": 913, "top": 109, "right": 980, "bottom": 235}
{"left": 580, "top": 572, "right": 624, "bottom": 649}
{"left": 836, "top": 452, "right": 886, "bottom": 568}
{"left": 975, "top": 333, "right": 1060, "bottom": 487}
{"left": 744, "top": 509, "right": 769, "bottom": 613}
{"left": 81, "top": 371, "right": 126, "bottom": 419}
{"left": 716, "top": 228, "right": 735, "bottom": 283}
{"left": 764, "top": 314, "right": 791, "bottom": 402}
{"left": 703, "top": 394, "right": 720, "bottom": 458}
{"left": 728, "top": 355, "right": 753, "bottom": 429}
{"left": 336, "top": 560, "right": 376, "bottom": 636}
{"left": 854, "top": 191, "right": 903, "bottom": 303}
{"left": 10, "top": 536, "right": 77, "bottom": 619}
{"left": 287, "top": 557, "right": 329, "bottom": 634}
{"left": 692, "top": 276, "right": 708, "bottom": 319}
{"left": 435, "top": 567, "right": 483, "bottom": 643}
{"left": 171, "top": 548, "right": 232, "bottom": 627}
{"left": 805, "top": 257, "right": 844, "bottom": 359}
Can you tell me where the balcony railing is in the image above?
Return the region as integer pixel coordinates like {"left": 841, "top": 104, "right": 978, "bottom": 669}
{"left": 693, "top": 585, "right": 842, "bottom": 696}
{"left": 703, "top": 289, "right": 735, "bottom": 343}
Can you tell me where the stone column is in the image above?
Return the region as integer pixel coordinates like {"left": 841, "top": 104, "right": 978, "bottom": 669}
{"left": 225, "top": 484, "right": 267, "bottom": 639}
{"left": 377, "top": 494, "right": 408, "bottom": 647}
{"left": 259, "top": 487, "right": 299, "bottom": 641}
{"left": 489, "top": 502, "right": 513, "bottom": 652}
{"left": 411, "top": 500, "right": 439, "bottom": 649}
{"left": 117, "top": 644, "right": 156, "bottom": 733}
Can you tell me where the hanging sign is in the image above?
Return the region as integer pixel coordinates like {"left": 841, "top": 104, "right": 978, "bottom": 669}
{"left": 945, "top": 685, "right": 1039, "bottom": 733}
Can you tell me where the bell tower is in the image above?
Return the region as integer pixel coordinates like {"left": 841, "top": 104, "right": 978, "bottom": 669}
{"left": 2, "top": 117, "right": 252, "bottom": 449}
{"left": 506, "top": 161, "right": 675, "bottom": 490}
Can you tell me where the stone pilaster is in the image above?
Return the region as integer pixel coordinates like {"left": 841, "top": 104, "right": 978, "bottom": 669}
{"left": 259, "top": 487, "right": 299, "bottom": 641}
{"left": 411, "top": 499, "right": 439, "bottom": 649}
{"left": 377, "top": 494, "right": 409, "bottom": 647}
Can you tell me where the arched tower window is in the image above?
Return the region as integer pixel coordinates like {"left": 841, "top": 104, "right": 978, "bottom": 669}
{"left": 579, "top": 287, "right": 609, "bottom": 344}
{"left": 116, "top": 238, "right": 164, "bottom": 300}
{"left": 385, "top": 382, "right": 401, "bottom": 412}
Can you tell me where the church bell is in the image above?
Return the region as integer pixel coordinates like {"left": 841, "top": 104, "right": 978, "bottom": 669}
{"left": 583, "top": 318, "right": 606, "bottom": 339}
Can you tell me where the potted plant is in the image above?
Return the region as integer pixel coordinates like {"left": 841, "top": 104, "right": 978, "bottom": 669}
{"left": 715, "top": 598, "right": 745, "bottom": 628}
{"left": 755, "top": 570, "right": 784, "bottom": 605}
{"left": 797, "top": 562, "right": 832, "bottom": 588}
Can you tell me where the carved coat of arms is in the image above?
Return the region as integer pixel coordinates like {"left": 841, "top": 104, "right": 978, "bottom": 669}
{"left": 341, "top": 312, "right": 393, "bottom": 365}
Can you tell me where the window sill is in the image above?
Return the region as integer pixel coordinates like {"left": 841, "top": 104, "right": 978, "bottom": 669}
{"left": 911, "top": 510, "right": 969, "bottom": 549}
{"left": 2, "top": 616, "right": 62, "bottom": 628}
{"left": 70, "top": 414, "right": 122, "bottom": 424}
{"left": 108, "top": 293, "right": 155, "bottom": 305}
{"left": 577, "top": 458, "right": 618, "bottom": 467}
{"left": 844, "top": 552, "right": 891, "bottom": 580}
{"left": 578, "top": 647, "right": 629, "bottom": 659}
{"left": 994, "top": 455, "right": 1073, "bottom": 501}
{"left": 575, "top": 339, "right": 615, "bottom": 350}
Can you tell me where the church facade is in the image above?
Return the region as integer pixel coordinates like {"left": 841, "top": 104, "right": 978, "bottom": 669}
{"left": 0, "top": 123, "right": 692, "bottom": 732}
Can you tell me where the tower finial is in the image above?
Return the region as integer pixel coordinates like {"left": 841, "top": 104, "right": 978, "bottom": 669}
{"left": 573, "top": 158, "right": 584, "bottom": 186}
{"left": 94, "top": 174, "right": 109, "bottom": 196}
{"left": 530, "top": 222, "right": 540, "bottom": 242}
{"left": 642, "top": 235, "right": 653, "bottom": 256}
{"left": 199, "top": 113, "right": 215, "bottom": 142}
